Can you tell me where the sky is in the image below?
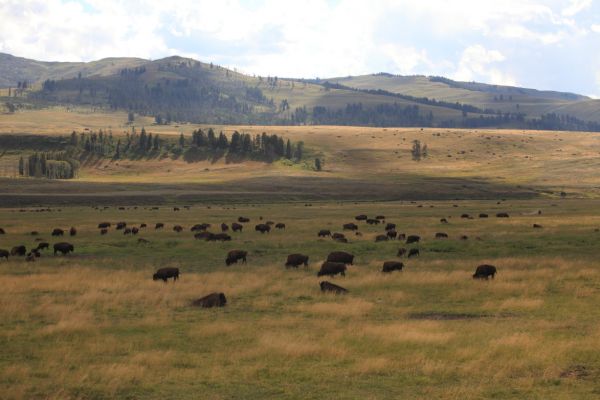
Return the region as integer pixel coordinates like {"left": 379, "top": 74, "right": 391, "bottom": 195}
{"left": 1, "top": 0, "right": 599, "bottom": 96}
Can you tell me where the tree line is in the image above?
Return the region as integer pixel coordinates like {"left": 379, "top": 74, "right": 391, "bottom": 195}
{"left": 18, "top": 152, "right": 80, "bottom": 179}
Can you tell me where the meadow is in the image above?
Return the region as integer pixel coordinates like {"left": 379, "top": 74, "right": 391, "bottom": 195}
{"left": 1, "top": 199, "right": 600, "bottom": 399}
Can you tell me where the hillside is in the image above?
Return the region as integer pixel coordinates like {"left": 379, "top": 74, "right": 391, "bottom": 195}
{"left": 1, "top": 53, "right": 599, "bottom": 130}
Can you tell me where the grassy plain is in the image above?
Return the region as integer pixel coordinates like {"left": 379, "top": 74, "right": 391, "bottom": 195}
{"left": 1, "top": 199, "right": 600, "bottom": 399}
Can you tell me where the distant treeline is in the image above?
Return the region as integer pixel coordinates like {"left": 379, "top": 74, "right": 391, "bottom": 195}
{"left": 18, "top": 152, "right": 80, "bottom": 179}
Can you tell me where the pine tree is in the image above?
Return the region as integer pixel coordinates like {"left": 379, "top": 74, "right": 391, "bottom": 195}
{"left": 411, "top": 140, "right": 422, "bottom": 161}
{"left": 294, "top": 141, "right": 304, "bottom": 161}
{"left": 285, "top": 139, "right": 292, "bottom": 159}
{"left": 153, "top": 134, "right": 160, "bottom": 151}
{"left": 179, "top": 133, "right": 185, "bottom": 147}
{"left": 115, "top": 139, "right": 121, "bottom": 159}
{"left": 315, "top": 158, "right": 322, "bottom": 171}
{"left": 18, "top": 156, "right": 24, "bottom": 176}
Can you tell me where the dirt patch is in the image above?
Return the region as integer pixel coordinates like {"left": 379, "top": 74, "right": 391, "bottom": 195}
{"left": 408, "top": 312, "right": 489, "bottom": 320}
{"left": 560, "top": 365, "right": 590, "bottom": 379}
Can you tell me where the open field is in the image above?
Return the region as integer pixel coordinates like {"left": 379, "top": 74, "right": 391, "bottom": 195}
{"left": 1, "top": 199, "right": 600, "bottom": 399}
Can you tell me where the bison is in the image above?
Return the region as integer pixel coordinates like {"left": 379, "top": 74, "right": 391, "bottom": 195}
{"left": 496, "top": 213, "right": 509, "bottom": 218}
{"left": 318, "top": 229, "right": 331, "bottom": 237}
{"left": 326, "top": 251, "right": 354, "bottom": 265}
{"left": 335, "top": 237, "right": 349, "bottom": 243}
{"left": 320, "top": 281, "right": 348, "bottom": 294}
{"left": 460, "top": 235, "right": 469, "bottom": 240}
{"left": 343, "top": 223, "right": 359, "bottom": 231}
{"left": 473, "top": 264, "right": 497, "bottom": 279}
{"left": 69, "top": 227, "right": 77, "bottom": 236}
{"left": 397, "top": 248, "right": 407, "bottom": 257}
{"left": 98, "top": 222, "right": 111, "bottom": 229}
{"left": 382, "top": 261, "right": 403, "bottom": 273}
{"left": 194, "top": 232, "right": 215, "bottom": 241}
{"left": 0, "top": 249, "right": 8, "bottom": 260}
{"left": 375, "top": 215, "right": 385, "bottom": 220}
{"left": 387, "top": 230, "right": 397, "bottom": 239}
{"left": 225, "top": 250, "right": 247, "bottom": 266}
{"left": 51, "top": 228, "right": 64, "bottom": 236}
{"left": 255, "top": 224, "right": 271, "bottom": 234}
{"left": 406, "top": 235, "right": 420, "bottom": 244}
{"left": 385, "top": 223, "right": 396, "bottom": 231}
{"left": 116, "top": 222, "right": 127, "bottom": 230}
{"left": 100, "top": 228, "right": 108, "bottom": 235}
{"left": 155, "top": 223, "right": 164, "bottom": 230}
{"left": 212, "top": 233, "right": 231, "bottom": 242}
{"left": 53, "top": 242, "right": 74, "bottom": 255}
{"left": 173, "top": 225, "right": 184, "bottom": 233}
{"left": 435, "top": 232, "right": 448, "bottom": 239}
{"left": 366, "top": 218, "right": 381, "bottom": 225}
{"left": 533, "top": 224, "right": 543, "bottom": 229}
{"left": 131, "top": 227, "right": 139, "bottom": 235}
{"left": 355, "top": 214, "right": 368, "bottom": 221}
{"left": 332, "top": 232, "right": 346, "bottom": 240}
{"left": 0, "top": 228, "right": 5, "bottom": 234}
{"left": 30, "top": 231, "right": 39, "bottom": 236}
{"left": 479, "top": 213, "right": 488, "bottom": 218}
{"left": 10, "top": 245, "right": 26, "bottom": 256}
{"left": 231, "top": 223, "right": 243, "bottom": 232}
{"left": 140, "top": 223, "right": 147, "bottom": 229}
{"left": 238, "top": 217, "right": 250, "bottom": 223}
{"left": 221, "top": 223, "right": 229, "bottom": 232}
{"left": 408, "top": 248, "right": 420, "bottom": 258}
{"left": 440, "top": 218, "right": 448, "bottom": 224}
{"left": 36, "top": 242, "right": 49, "bottom": 251}
{"left": 285, "top": 254, "right": 309, "bottom": 268}
{"left": 318, "top": 262, "right": 347, "bottom": 277}
{"left": 192, "top": 292, "right": 227, "bottom": 308}
{"left": 375, "top": 234, "right": 388, "bottom": 242}
{"left": 153, "top": 267, "right": 179, "bottom": 282}
{"left": 275, "top": 223, "right": 286, "bottom": 230}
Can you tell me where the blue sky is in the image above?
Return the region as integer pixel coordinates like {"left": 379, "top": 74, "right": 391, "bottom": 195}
{"left": 1, "top": 0, "right": 599, "bottom": 96}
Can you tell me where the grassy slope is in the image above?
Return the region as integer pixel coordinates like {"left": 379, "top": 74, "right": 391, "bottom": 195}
{"left": 1, "top": 200, "right": 600, "bottom": 399}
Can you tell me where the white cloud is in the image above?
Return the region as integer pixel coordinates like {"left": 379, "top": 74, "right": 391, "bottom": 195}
{"left": 453, "top": 45, "right": 516, "bottom": 86}
{"left": 592, "top": 24, "right": 600, "bottom": 33}
{"left": 562, "top": 0, "right": 592, "bottom": 16}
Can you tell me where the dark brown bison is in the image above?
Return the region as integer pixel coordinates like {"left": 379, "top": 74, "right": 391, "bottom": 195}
{"left": 375, "top": 215, "right": 385, "bottom": 220}
{"left": 335, "top": 237, "right": 349, "bottom": 243}
{"left": 0, "top": 249, "right": 8, "bottom": 260}
{"left": 211, "top": 233, "right": 231, "bottom": 242}
{"left": 51, "top": 228, "right": 64, "bottom": 236}
{"left": 0, "top": 228, "right": 5, "bottom": 234}
{"left": 30, "top": 231, "right": 39, "bottom": 236}
{"left": 366, "top": 219, "right": 381, "bottom": 225}
{"left": 100, "top": 228, "right": 108, "bottom": 235}
{"left": 408, "top": 248, "right": 420, "bottom": 258}
{"left": 460, "top": 235, "right": 468, "bottom": 240}
{"left": 238, "top": 217, "right": 250, "bottom": 223}
{"left": 221, "top": 223, "right": 229, "bottom": 232}
{"left": 36, "top": 242, "right": 49, "bottom": 251}
{"left": 275, "top": 223, "right": 286, "bottom": 230}
{"left": 318, "top": 229, "right": 331, "bottom": 237}
{"left": 382, "top": 261, "right": 403, "bottom": 273}
{"left": 255, "top": 224, "right": 271, "bottom": 234}
{"left": 375, "top": 234, "right": 388, "bottom": 242}
{"left": 25, "top": 253, "right": 35, "bottom": 262}
{"left": 98, "top": 222, "right": 111, "bottom": 229}
{"left": 11, "top": 245, "right": 26, "bottom": 256}
{"left": 406, "top": 235, "right": 420, "bottom": 244}
{"left": 479, "top": 213, "right": 488, "bottom": 218}
{"left": 191, "top": 223, "right": 210, "bottom": 232}
{"left": 320, "top": 281, "right": 348, "bottom": 294}
{"left": 473, "top": 264, "right": 497, "bottom": 279}
{"left": 533, "top": 224, "right": 543, "bottom": 229}
{"left": 318, "top": 262, "right": 347, "bottom": 277}
{"left": 123, "top": 228, "right": 132, "bottom": 235}
{"left": 326, "top": 251, "right": 354, "bottom": 265}
{"left": 140, "top": 223, "right": 147, "bottom": 229}
{"left": 285, "top": 253, "right": 309, "bottom": 268}
{"left": 397, "top": 233, "right": 406, "bottom": 241}
{"left": 173, "top": 207, "right": 180, "bottom": 211}
{"left": 385, "top": 223, "right": 396, "bottom": 231}
{"left": 131, "top": 227, "right": 139, "bottom": 235}
{"left": 397, "top": 248, "right": 407, "bottom": 257}
{"left": 194, "top": 232, "right": 215, "bottom": 241}
{"left": 155, "top": 223, "right": 164, "bottom": 230}
{"left": 435, "top": 232, "right": 448, "bottom": 239}
{"left": 192, "top": 292, "right": 227, "bottom": 308}
{"left": 231, "top": 223, "right": 243, "bottom": 232}
{"left": 116, "top": 222, "right": 127, "bottom": 230}
{"left": 387, "top": 230, "right": 397, "bottom": 239}
{"left": 173, "top": 225, "right": 183, "bottom": 233}
{"left": 53, "top": 242, "right": 74, "bottom": 255}
{"left": 461, "top": 214, "right": 470, "bottom": 219}
{"left": 355, "top": 214, "right": 368, "bottom": 221}
{"left": 343, "top": 223, "right": 358, "bottom": 231}
{"left": 153, "top": 267, "right": 179, "bottom": 282}
{"left": 69, "top": 227, "right": 77, "bottom": 236}
{"left": 225, "top": 250, "right": 247, "bottom": 266}
{"left": 266, "top": 221, "right": 275, "bottom": 226}
{"left": 440, "top": 218, "right": 448, "bottom": 224}
{"left": 496, "top": 213, "right": 509, "bottom": 218}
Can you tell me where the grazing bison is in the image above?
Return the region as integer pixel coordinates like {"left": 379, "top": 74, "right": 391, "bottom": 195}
{"left": 343, "top": 223, "right": 358, "bottom": 231}
{"left": 225, "top": 250, "right": 247, "bottom": 266}
{"left": 192, "top": 292, "right": 227, "bottom": 308}
{"left": 255, "top": 224, "right": 271, "bottom": 234}
{"left": 116, "top": 222, "right": 127, "bottom": 230}
{"left": 461, "top": 214, "right": 470, "bottom": 219}
{"left": 173, "top": 207, "right": 180, "bottom": 211}
{"left": 212, "top": 233, "right": 231, "bottom": 242}
{"left": 51, "top": 228, "right": 64, "bottom": 236}
{"left": 385, "top": 223, "right": 396, "bottom": 231}
{"left": 473, "top": 264, "right": 497, "bottom": 280}
{"left": 387, "top": 230, "right": 397, "bottom": 239}
{"left": 408, "top": 248, "right": 420, "bottom": 258}
{"left": 397, "top": 248, "right": 407, "bottom": 257}
{"left": 479, "top": 213, "right": 488, "bottom": 218}
{"left": 123, "top": 228, "right": 132, "bottom": 235}
{"left": 335, "top": 237, "right": 349, "bottom": 243}
{"left": 231, "top": 223, "right": 243, "bottom": 232}
{"left": 375, "top": 215, "right": 385, "bottom": 220}
{"left": 320, "top": 281, "right": 348, "bottom": 294}
{"left": 173, "top": 225, "right": 184, "bottom": 233}
{"left": 30, "top": 231, "right": 39, "bottom": 236}
{"left": 460, "top": 235, "right": 469, "bottom": 240}
{"left": 0, "top": 249, "right": 9, "bottom": 260}
{"left": 355, "top": 214, "right": 368, "bottom": 221}
{"left": 275, "top": 223, "right": 286, "bottom": 230}
{"left": 318, "top": 229, "right": 331, "bottom": 237}
{"left": 397, "top": 233, "right": 406, "bottom": 241}
{"left": 375, "top": 234, "right": 388, "bottom": 242}
{"left": 326, "top": 251, "right": 354, "bottom": 265}
{"left": 131, "top": 227, "right": 139, "bottom": 235}
{"left": 36, "top": 242, "right": 49, "bottom": 251}
{"left": 25, "top": 253, "right": 35, "bottom": 262}
{"left": 285, "top": 253, "right": 309, "bottom": 268}
{"left": 69, "top": 227, "right": 77, "bottom": 236}
{"left": 406, "top": 235, "right": 420, "bottom": 244}
{"left": 0, "top": 228, "right": 5, "bottom": 234}
{"left": 152, "top": 267, "right": 180, "bottom": 282}
{"left": 533, "top": 224, "right": 543, "bottom": 229}
{"left": 100, "top": 228, "right": 108, "bottom": 235}
{"left": 194, "top": 232, "right": 215, "bottom": 241}
{"left": 238, "top": 217, "right": 250, "bottom": 223}
{"left": 221, "top": 223, "right": 229, "bottom": 232}
{"left": 53, "top": 242, "right": 74, "bottom": 255}
{"left": 266, "top": 221, "right": 275, "bottom": 226}
{"left": 382, "top": 261, "right": 403, "bottom": 273}
{"left": 318, "top": 262, "right": 347, "bottom": 277}
{"left": 11, "top": 245, "right": 26, "bottom": 256}
{"left": 332, "top": 232, "right": 346, "bottom": 240}
{"left": 98, "top": 222, "right": 111, "bottom": 229}
{"left": 366, "top": 218, "right": 381, "bottom": 225}
{"left": 440, "top": 218, "right": 448, "bottom": 224}
{"left": 496, "top": 213, "right": 509, "bottom": 218}
{"left": 155, "top": 223, "right": 164, "bottom": 230}
{"left": 435, "top": 232, "right": 448, "bottom": 239}
{"left": 140, "top": 223, "right": 147, "bottom": 229}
